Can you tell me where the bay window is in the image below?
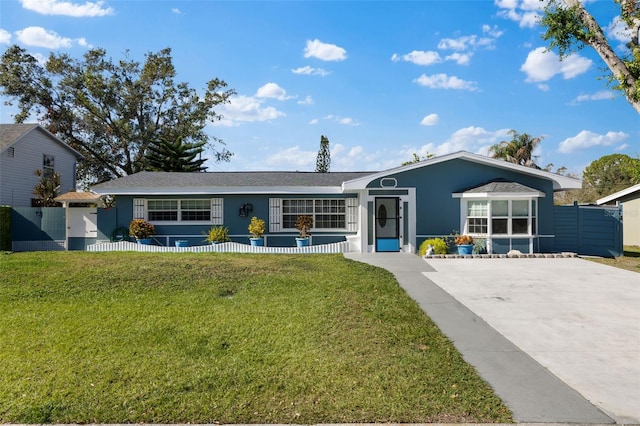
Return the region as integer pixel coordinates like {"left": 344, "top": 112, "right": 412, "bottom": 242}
{"left": 463, "top": 198, "right": 538, "bottom": 237}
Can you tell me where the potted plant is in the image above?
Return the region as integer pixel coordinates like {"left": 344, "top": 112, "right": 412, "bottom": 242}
{"left": 248, "top": 216, "right": 265, "bottom": 246}
{"left": 206, "top": 225, "right": 230, "bottom": 245}
{"left": 129, "top": 219, "right": 155, "bottom": 245}
{"left": 295, "top": 215, "right": 313, "bottom": 248}
{"left": 455, "top": 234, "right": 474, "bottom": 255}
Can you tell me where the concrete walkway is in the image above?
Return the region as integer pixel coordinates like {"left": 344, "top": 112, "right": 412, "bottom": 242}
{"left": 344, "top": 253, "right": 638, "bottom": 424}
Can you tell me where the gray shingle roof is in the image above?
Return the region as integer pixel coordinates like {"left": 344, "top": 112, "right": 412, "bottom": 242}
{"left": 92, "top": 170, "right": 376, "bottom": 193}
{"left": 0, "top": 123, "right": 83, "bottom": 158}
{"left": 0, "top": 123, "right": 39, "bottom": 151}
{"left": 456, "top": 179, "right": 541, "bottom": 194}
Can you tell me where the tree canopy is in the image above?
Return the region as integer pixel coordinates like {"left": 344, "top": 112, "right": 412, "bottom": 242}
{"left": 315, "top": 135, "right": 331, "bottom": 173}
{"left": 146, "top": 136, "right": 208, "bottom": 172}
{"left": 583, "top": 153, "right": 640, "bottom": 198}
{"left": 540, "top": 0, "right": 640, "bottom": 114}
{"left": 0, "top": 45, "right": 235, "bottom": 185}
{"left": 401, "top": 152, "right": 434, "bottom": 166}
{"left": 488, "top": 130, "right": 544, "bottom": 168}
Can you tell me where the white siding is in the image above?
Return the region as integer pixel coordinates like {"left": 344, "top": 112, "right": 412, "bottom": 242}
{"left": 0, "top": 129, "right": 78, "bottom": 207}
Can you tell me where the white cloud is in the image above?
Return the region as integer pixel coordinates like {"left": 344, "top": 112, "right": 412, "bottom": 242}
{"left": 495, "top": 0, "right": 543, "bottom": 28}
{"left": 213, "top": 95, "right": 285, "bottom": 127}
{"left": 0, "top": 29, "right": 11, "bottom": 44}
{"left": 171, "top": 8, "right": 181, "bottom": 14}
{"left": 291, "top": 66, "right": 330, "bottom": 76}
{"left": 324, "top": 115, "right": 360, "bottom": 126}
{"left": 606, "top": 16, "right": 632, "bottom": 44}
{"left": 521, "top": 47, "right": 592, "bottom": 82}
{"left": 255, "top": 82, "right": 293, "bottom": 101}
{"left": 20, "top": 0, "right": 114, "bottom": 16}
{"left": 420, "top": 114, "right": 439, "bottom": 126}
{"left": 391, "top": 50, "right": 441, "bottom": 66}
{"left": 426, "top": 126, "right": 510, "bottom": 156}
{"left": 570, "top": 90, "right": 614, "bottom": 104}
{"left": 438, "top": 32, "right": 500, "bottom": 51}
{"left": 265, "top": 146, "right": 315, "bottom": 168}
{"left": 414, "top": 73, "right": 478, "bottom": 91}
{"left": 309, "top": 118, "right": 319, "bottom": 125}
{"left": 304, "top": 39, "right": 347, "bottom": 61}
{"left": 16, "top": 26, "right": 72, "bottom": 48}
{"left": 298, "top": 96, "right": 313, "bottom": 105}
{"left": 558, "top": 130, "right": 628, "bottom": 153}
{"left": 444, "top": 52, "right": 472, "bottom": 65}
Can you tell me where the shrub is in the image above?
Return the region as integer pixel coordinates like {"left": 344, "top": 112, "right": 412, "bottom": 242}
{"left": 295, "top": 215, "right": 313, "bottom": 238}
{"left": 248, "top": 216, "right": 265, "bottom": 238}
{"left": 206, "top": 226, "right": 230, "bottom": 243}
{"left": 0, "top": 206, "right": 11, "bottom": 251}
{"left": 419, "top": 238, "right": 449, "bottom": 256}
{"left": 454, "top": 235, "right": 473, "bottom": 245}
{"left": 129, "top": 219, "right": 156, "bottom": 239}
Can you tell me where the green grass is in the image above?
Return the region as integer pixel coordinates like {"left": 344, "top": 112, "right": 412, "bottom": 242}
{"left": 0, "top": 252, "right": 512, "bottom": 424}
{"left": 586, "top": 245, "right": 640, "bottom": 273}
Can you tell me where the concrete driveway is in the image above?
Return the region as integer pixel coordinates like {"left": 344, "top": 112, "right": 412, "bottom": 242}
{"left": 423, "top": 257, "right": 640, "bottom": 424}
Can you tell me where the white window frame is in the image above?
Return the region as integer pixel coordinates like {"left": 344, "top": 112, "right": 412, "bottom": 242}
{"left": 133, "top": 198, "right": 223, "bottom": 225}
{"left": 461, "top": 197, "right": 538, "bottom": 238}
{"left": 269, "top": 198, "right": 358, "bottom": 232}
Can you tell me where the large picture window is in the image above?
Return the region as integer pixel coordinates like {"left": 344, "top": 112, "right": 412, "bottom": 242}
{"left": 282, "top": 199, "right": 346, "bottom": 230}
{"left": 137, "top": 198, "right": 222, "bottom": 224}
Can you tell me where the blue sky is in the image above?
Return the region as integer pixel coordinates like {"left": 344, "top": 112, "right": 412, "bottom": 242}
{"left": 1, "top": 0, "right": 638, "bottom": 176}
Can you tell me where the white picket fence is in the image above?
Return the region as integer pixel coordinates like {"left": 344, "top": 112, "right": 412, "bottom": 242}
{"left": 87, "top": 240, "right": 350, "bottom": 254}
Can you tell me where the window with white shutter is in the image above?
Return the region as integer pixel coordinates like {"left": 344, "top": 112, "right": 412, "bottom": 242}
{"left": 269, "top": 198, "right": 281, "bottom": 232}
{"left": 133, "top": 198, "right": 146, "bottom": 219}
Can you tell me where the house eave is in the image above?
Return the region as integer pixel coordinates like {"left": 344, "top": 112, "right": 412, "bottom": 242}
{"left": 92, "top": 186, "right": 346, "bottom": 196}
{"left": 342, "top": 151, "right": 582, "bottom": 191}
{"left": 452, "top": 191, "right": 546, "bottom": 199}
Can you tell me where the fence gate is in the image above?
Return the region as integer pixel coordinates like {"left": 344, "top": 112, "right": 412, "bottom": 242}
{"left": 554, "top": 203, "right": 623, "bottom": 257}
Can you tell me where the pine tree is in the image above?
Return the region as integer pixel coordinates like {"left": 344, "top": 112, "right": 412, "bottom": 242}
{"left": 315, "top": 135, "right": 331, "bottom": 173}
{"left": 146, "top": 136, "right": 208, "bottom": 172}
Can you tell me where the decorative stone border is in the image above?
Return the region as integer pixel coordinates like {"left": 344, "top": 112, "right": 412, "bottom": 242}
{"left": 424, "top": 252, "right": 577, "bottom": 259}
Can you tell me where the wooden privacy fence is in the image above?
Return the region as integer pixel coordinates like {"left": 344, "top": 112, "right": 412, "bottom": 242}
{"left": 554, "top": 202, "right": 623, "bottom": 257}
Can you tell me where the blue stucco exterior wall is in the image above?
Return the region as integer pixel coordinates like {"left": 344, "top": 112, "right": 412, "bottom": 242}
{"left": 366, "top": 159, "right": 556, "bottom": 252}
{"left": 100, "top": 193, "right": 356, "bottom": 248}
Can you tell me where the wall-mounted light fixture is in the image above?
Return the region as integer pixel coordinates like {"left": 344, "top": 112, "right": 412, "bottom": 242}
{"left": 239, "top": 203, "right": 253, "bottom": 217}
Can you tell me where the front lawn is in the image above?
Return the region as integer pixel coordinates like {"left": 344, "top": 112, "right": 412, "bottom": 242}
{"left": 0, "top": 252, "right": 511, "bottom": 424}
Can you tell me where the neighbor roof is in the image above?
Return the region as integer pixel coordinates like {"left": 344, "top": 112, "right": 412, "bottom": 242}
{"left": 596, "top": 183, "right": 640, "bottom": 205}
{"left": 91, "top": 170, "right": 376, "bottom": 195}
{"left": 0, "top": 123, "right": 84, "bottom": 159}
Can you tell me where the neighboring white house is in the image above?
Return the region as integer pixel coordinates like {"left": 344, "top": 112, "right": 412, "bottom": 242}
{"left": 597, "top": 183, "right": 640, "bottom": 247}
{"left": 0, "top": 123, "right": 83, "bottom": 207}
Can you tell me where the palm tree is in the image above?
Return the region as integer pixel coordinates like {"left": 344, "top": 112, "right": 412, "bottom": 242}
{"left": 489, "top": 130, "right": 544, "bottom": 168}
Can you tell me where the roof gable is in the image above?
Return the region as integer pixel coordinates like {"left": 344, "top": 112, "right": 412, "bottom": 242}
{"left": 342, "top": 151, "right": 581, "bottom": 191}
{"left": 0, "top": 123, "right": 83, "bottom": 159}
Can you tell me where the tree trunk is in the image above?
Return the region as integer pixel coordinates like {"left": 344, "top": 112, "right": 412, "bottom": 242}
{"left": 564, "top": 0, "right": 640, "bottom": 114}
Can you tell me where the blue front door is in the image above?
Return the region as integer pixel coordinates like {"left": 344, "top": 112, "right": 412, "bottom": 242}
{"left": 375, "top": 197, "right": 400, "bottom": 252}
